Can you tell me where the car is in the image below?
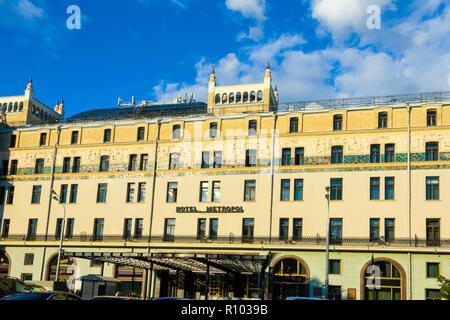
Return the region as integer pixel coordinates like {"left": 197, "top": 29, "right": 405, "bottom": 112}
{"left": 89, "top": 296, "right": 139, "bottom": 300}
{"left": 27, "top": 284, "right": 48, "bottom": 292}
{"left": 285, "top": 296, "right": 327, "bottom": 300}
{"left": 0, "top": 291, "right": 83, "bottom": 300}
{"left": 0, "top": 277, "right": 33, "bottom": 299}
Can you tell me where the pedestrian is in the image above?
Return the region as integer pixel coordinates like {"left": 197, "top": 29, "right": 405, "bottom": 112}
{"left": 115, "top": 290, "right": 120, "bottom": 297}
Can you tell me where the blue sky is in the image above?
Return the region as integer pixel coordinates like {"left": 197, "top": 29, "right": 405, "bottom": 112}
{"left": 0, "top": 0, "right": 450, "bottom": 118}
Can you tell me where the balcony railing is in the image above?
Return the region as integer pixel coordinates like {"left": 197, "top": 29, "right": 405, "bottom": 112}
{"left": 1, "top": 234, "right": 450, "bottom": 248}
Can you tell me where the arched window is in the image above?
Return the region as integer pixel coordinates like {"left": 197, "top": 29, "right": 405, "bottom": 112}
{"left": 243, "top": 92, "right": 249, "bottom": 103}
{"left": 215, "top": 94, "right": 221, "bottom": 104}
{"left": 363, "top": 259, "right": 404, "bottom": 300}
{"left": 7, "top": 103, "right": 12, "bottom": 112}
{"left": 272, "top": 258, "right": 309, "bottom": 300}
{"left": 250, "top": 91, "right": 256, "bottom": 102}
{"left": 19, "top": 102, "right": 23, "bottom": 111}
{"left": 0, "top": 252, "right": 10, "bottom": 277}
{"left": 229, "top": 93, "right": 235, "bottom": 103}
{"left": 236, "top": 92, "right": 242, "bottom": 103}
{"left": 47, "top": 254, "right": 77, "bottom": 282}
{"left": 222, "top": 93, "right": 228, "bottom": 104}
{"left": 13, "top": 102, "right": 18, "bottom": 112}
{"left": 257, "top": 91, "right": 263, "bottom": 102}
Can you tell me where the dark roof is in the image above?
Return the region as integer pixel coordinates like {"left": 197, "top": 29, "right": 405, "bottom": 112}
{"left": 65, "top": 102, "right": 208, "bottom": 123}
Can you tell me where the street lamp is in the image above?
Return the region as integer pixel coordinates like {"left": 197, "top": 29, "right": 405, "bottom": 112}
{"left": 324, "top": 186, "right": 330, "bottom": 300}
{"left": 51, "top": 189, "right": 66, "bottom": 282}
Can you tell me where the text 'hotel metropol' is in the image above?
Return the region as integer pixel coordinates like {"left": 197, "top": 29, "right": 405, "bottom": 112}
{"left": 0, "top": 66, "right": 448, "bottom": 300}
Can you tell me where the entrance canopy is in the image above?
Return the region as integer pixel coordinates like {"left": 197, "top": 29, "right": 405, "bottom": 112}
{"left": 64, "top": 251, "right": 272, "bottom": 275}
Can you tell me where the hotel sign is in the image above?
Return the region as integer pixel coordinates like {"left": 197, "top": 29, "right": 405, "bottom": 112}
{"left": 176, "top": 206, "right": 244, "bottom": 213}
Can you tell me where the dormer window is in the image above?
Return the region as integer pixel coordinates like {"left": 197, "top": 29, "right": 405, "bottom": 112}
{"left": 378, "top": 112, "right": 388, "bottom": 128}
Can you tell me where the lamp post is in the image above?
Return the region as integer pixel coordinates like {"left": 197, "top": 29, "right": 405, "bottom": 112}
{"left": 324, "top": 186, "right": 330, "bottom": 300}
{"left": 51, "top": 189, "right": 66, "bottom": 282}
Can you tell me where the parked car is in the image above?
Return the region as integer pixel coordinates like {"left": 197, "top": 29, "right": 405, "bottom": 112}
{"left": 0, "top": 277, "right": 33, "bottom": 299}
{"left": 0, "top": 291, "right": 83, "bottom": 300}
{"left": 27, "top": 284, "right": 48, "bottom": 292}
{"left": 89, "top": 295, "right": 139, "bottom": 300}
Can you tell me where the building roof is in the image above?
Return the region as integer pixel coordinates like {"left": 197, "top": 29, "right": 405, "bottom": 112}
{"left": 65, "top": 102, "right": 208, "bottom": 123}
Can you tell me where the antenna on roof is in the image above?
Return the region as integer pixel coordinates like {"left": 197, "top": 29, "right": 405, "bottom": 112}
{"left": 118, "top": 97, "right": 122, "bottom": 107}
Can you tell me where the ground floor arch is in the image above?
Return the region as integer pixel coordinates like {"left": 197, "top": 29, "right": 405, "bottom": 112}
{"left": 46, "top": 253, "right": 77, "bottom": 284}
{"left": 270, "top": 255, "right": 310, "bottom": 300}
{"left": 0, "top": 251, "right": 10, "bottom": 277}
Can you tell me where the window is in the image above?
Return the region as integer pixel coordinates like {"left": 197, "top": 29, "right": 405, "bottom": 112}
{"left": 93, "top": 218, "right": 104, "bottom": 241}
{"left": 425, "top": 289, "right": 441, "bottom": 300}
{"left": 294, "top": 179, "right": 303, "bottom": 201}
{"left": 242, "top": 218, "right": 254, "bottom": 242}
{"left": 128, "top": 154, "right": 138, "bottom": 171}
{"left": 55, "top": 218, "right": 64, "bottom": 240}
{"left": 62, "top": 157, "right": 71, "bottom": 173}
{"left": 290, "top": 117, "right": 299, "bottom": 133}
{"left": 426, "top": 219, "right": 440, "bottom": 246}
{"left": 134, "top": 218, "right": 143, "bottom": 238}
{"left": 331, "top": 146, "right": 343, "bottom": 164}
{"left": 199, "top": 181, "right": 209, "bottom": 202}
{"left": 385, "top": 144, "right": 395, "bottom": 163}
{"left": 1, "top": 219, "right": 10, "bottom": 238}
{"left": 72, "top": 157, "right": 81, "bottom": 173}
{"left": 425, "top": 142, "right": 439, "bottom": 161}
{"left": 209, "top": 218, "right": 218, "bottom": 240}
{"left": 1, "top": 160, "right": 7, "bottom": 175}
{"left": 330, "top": 178, "right": 343, "bottom": 200}
{"left": 140, "top": 154, "right": 148, "bottom": 171}
{"left": 212, "top": 181, "right": 220, "bottom": 202}
{"left": 329, "top": 286, "right": 342, "bottom": 300}
{"left": 39, "top": 133, "right": 47, "bottom": 146}
{"left": 31, "top": 185, "right": 41, "bottom": 204}
{"left": 66, "top": 218, "right": 74, "bottom": 238}
{"left": 426, "top": 177, "right": 439, "bottom": 200}
{"left": 426, "top": 262, "right": 440, "bottom": 278}
{"left": 329, "top": 260, "right": 341, "bottom": 274}
{"left": 281, "top": 148, "right": 291, "bottom": 166}
{"left": 9, "top": 160, "right": 18, "bottom": 175}
{"left": 427, "top": 109, "right": 437, "bottom": 126}
{"left": 378, "top": 112, "right": 388, "bottom": 128}
{"left": 248, "top": 120, "right": 257, "bottom": 135}
{"left": 279, "top": 218, "right": 289, "bottom": 240}
{"left": 385, "top": 219, "right": 395, "bottom": 242}
{"left": 99, "top": 156, "right": 109, "bottom": 172}
{"left": 370, "top": 177, "right": 380, "bottom": 200}
{"left": 164, "top": 218, "right": 175, "bottom": 241}
{"left": 126, "top": 183, "right": 135, "bottom": 203}
{"left": 201, "top": 152, "right": 210, "bottom": 169}
{"left": 244, "top": 180, "right": 256, "bottom": 201}
{"left": 166, "top": 182, "right": 178, "bottom": 203}
{"left": 71, "top": 131, "right": 79, "bottom": 144}
{"left": 245, "top": 149, "right": 257, "bottom": 167}
{"left": 370, "top": 219, "right": 380, "bottom": 241}
{"left": 293, "top": 218, "right": 302, "bottom": 240}
{"left": 280, "top": 179, "right": 290, "bottom": 201}
{"left": 329, "top": 219, "right": 342, "bottom": 244}
{"left": 123, "top": 218, "right": 132, "bottom": 239}
{"left": 21, "top": 274, "right": 33, "bottom": 282}
{"left": 35, "top": 159, "right": 44, "bottom": 174}
{"left": 138, "top": 183, "right": 146, "bottom": 203}
{"left": 6, "top": 186, "right": 14, "bottom": 204}
{"left": 370, "top": 144, "right": 380, "bottom": 163}
{"left": 213, "top": 151, "right": 222, "bottom": 168}
{"left": 197, "top": 218, "right": 207, "bottom": 239}
{"left": 9, "top": 134, "right": 17, "bottom": 148}
{"left": 294, "top": 148, "right": 304, "bottom": 165}
{"left": 137, "top": 127, "right": 145, "bottom": 141}
{"left": 96, "top": 183, "right": 108, "bottom": 203}
{"left": 69, "top": 185, "right": 78, "bottom": 203}
{"left": 103, "top": 129, "right": 111, "bottom": 143}
{"left": 60, "top": 184, "right": 68, "bottom": 203}
{"left": 27, "top": 219, "right": 38, "bottom": 240}
{"left": 385, "top": 177, "right": 395, "bottom": 200}
{"left": 209, "top": 122, "right": 218, "bottom": 138}
{"left": 0, "top": 186, "right": 5, "bottom": 204}
{"left": 172, "top": 125, "right": 181, "bottom": 140}
{"left": 169, "top": 153, "right": 180, "bottom": 170}
{"left": 333, "top": 115, "right": 343, "bottom": 131}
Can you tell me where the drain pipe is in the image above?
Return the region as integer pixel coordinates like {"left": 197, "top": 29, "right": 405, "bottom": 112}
{"left": 268, "top": 112, "right": 278, "bottom": 243}
{"left": 407, "top": 103, "right": 412, "bottom": 300}
{"left": 148, "top": 119, "right": 161, "bottom": 247}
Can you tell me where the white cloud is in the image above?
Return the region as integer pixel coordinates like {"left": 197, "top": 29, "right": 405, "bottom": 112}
{"left": 15, "top": 0, "right": 44, "bottom": 19}
{"left": 225, "top": 0, "right": 266, "bottom": 21}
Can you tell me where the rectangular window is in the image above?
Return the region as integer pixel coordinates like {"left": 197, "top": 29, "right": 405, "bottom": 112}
{"left": 245, "top": 149, "right": 257, "bottom": 167}
{"left": 60, "top": 184, "right": 68, "bottom": 203}
{"left": 138, "top": 182, "right": 146, "bottom": 203}
{"left": 279, "top": 218, "right": 289, "bottom": 240}
{"left": 172, "top": 125, "right": 181, "bottom": 140}
{"left": 31, "top": 185, "right": 41, "bottom": 204}
{"left": 199, "top": 181, "right": 209, "bottom": 202}
{"left": 197, "top": 218, "right": 207, "bottom": 239}
{"left": 370, "top": 144, "right": 380, "bottom": 163}
{"left": 140, "top": 154, "right": 148, "bottom": 171}
{"left": 27, "top": 219, "right": 38, "bottom": 240}
{"left": 21, "top": 274, "right": 33, "bottom": 281}
{"left": 134, "top": 218, "right": 143, "bottom": 239}
{"left": 123, "top": 218, "right": 132, "bottom": 239}
{"left": 248, "top": 120, "right": 257, "bottom": 136}
{"left": 39, "top": 133, "right": 47, "bottom": 146}
{"left": 71, "top": 131, "right": 79, "bottom": 144}
{"left": 385, "top": 177, "right": 395, "bottom": 200}
{"left": 333, "top": 115, "right": 342, "bottom": 131}
{"left": 370, "top": 218, "right": 380, "bottom": 241}
{"left": 99, "top": 156, "right": 109, "bottom": 172}
{"left": 6, "top": 186, "right": 14, "bottom": 204}
{"left": 128, "top": 154, "right": 138, "bottom": 171}
{"left": 426, "top": 262, "right": 440, "bottom": 278}
{"left": 425, "top": 289, "right": 441, "bottom": 300}
{"left": 69, "top": 184, "right": 78, "bottom": 203}
{"left": 169, "top": 153, "right": 180, "bottom": 170}
{"left": 96, "top": 183, "right": 108, "bottom": 203}
{"left": 164, "top": 218, "right": 175, "bottom": 241}
{"left": 331, "top": 146, "right": 343, "bottom": 164}
{"left": 329, "top": 286, "right": 342, "bottom": 301}
{"left": 244, "top": 180, "right": 256, "bottom": 201}
{"left": 55, "top": 218, "right": 63, "bottom": 240}
{"left": 62, "top": 157, "right": 71, "bottom": 173}
{"left": 330, "top": 178, "right": 343, "bottom": 200}
{"left": 209, "top": 218, "right": 218, "bottom": 240}
{"left": 280, "top": 179, "right": 290, "bottom": 201}
{"left": 93, "top": 218, "right": 104, "bottom": 241}
{"left": 293, "top": 218, "right": 302, "bottom": 240}
{"left": 166, "top": 182, "right": 178, "bottom": 203}
{"left": 209, "top": 122, "right": 218, "bottom": 138}
{"left": 137, "top": 127, "right": 145, "bottom": 141}
{"left": 103, "top": 129, "right": 111, "bottom": 143}
{"left": 9, "top": 160, "right": 18, "bottom": 175}
{"left": 294, "top": 148, "right": 304, "bottom": 165}
{"left": 385, "top": 219, "right": 395, "bottom": 242}
{"left": 201, "top": 152, "right": 210, "bottom": 169}
{"left": 370, "top": 177, "right": 380, "bottom": 200}
{"left": 294, "top": 179, "right": 303, "bottom": 201}
{"left": 426, "top": 219, "right": 440, "bottom": 246}
{"left": 213, "top": 151, "right": 222, "bottom": 168}
{"left": 378, "top": 112, "right": 388, "bottom": 128}
{"left": 212, "top": 181, "right": 220, "bottom": 202}
{"left": 0, "top": 186, "right": 5, "bottom": 204}
{"left": 35, "top": 159, "right": 44, "bottom": 174}
{"left": 329, "top": 260, "right": 341, "bottom": 274}
{"left": 290, "top": 117, "right": 299, "bottom": 133}
{"left": 1, "top": 160, "right": 7, "bottom": 175}
{"left": 426, "top": 177, "right": 439, "bottom": 200}
{"left": 66, "top": 218, "right": 74, "bottom": 238}
{"left": 427, "top": 109, "right": 437, "bottom": 127}
{"left": 126, "top": 183, "right": 136, "bottom": 203}
{"left": 24, "top": 253, "right": 34, "bottom": 266}
{"left": 72, "top": 157, "right": 81, "bottom": 173}
{"left": 425, "top": 142, "right": 439, "bottom": 161}
{"left": 329, "top": 219, "right": 342, "bottom": 244}
{"left": 10, "top": 134, "right": 17, "bottom": 148}
{"left": 385, "top": 144, "right": 395, "bottom": 163}
{"left": 1, "top": 219, "right": 10, "bottom": 238}
{"left": 242, "top": 218, "right": 254, "bottom": 242}
{"left": 281, "top": 148, "right": 291, "bottom": 166}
